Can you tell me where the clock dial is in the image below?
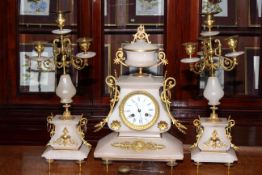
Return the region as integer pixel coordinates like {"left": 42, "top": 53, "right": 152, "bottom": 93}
{"left": 120, "top": 91, "right": 159, "bottom": 130}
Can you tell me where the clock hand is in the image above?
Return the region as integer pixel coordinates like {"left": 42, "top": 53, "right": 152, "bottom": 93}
{"left": 137, "top": 108, "right": 146, "bottom": 124}
{"left": 139, "top": 112, "right": 143, "bottom": 124}
{"left": 131, "top": 99, "right": 140, "bottom": 111}
{"left": 134, "top": 102, "right": 142, "bottom": 114}
{"left": 131, "top": 100, "right": 144, "bottom": 122}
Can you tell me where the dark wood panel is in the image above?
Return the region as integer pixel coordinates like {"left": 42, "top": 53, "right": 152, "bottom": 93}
{"left": 166, "top": 0, "right": 200, "bottom": 100}
{"left": 0, "top": 0, "right": 8, "bottom": 104}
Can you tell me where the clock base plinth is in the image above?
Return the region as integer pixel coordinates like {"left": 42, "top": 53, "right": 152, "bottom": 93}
{"left": 191, "top": 147, "right": 237, "bottom": 164}
{"left": 94, "top": 132, "right": 183, "bottom": 163}
{"left": 42, "top": 144, "right": 90, "bottom": 161}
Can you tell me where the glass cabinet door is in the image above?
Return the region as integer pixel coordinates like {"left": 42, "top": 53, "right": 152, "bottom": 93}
{"left": 103, "top": 0, "right": 166, "bottom": 93}
{"left": 199, "top": 0, "right": 261, "bottom": 97}
{"left": 18, "top": 0, "right": 77, "bottom": 93}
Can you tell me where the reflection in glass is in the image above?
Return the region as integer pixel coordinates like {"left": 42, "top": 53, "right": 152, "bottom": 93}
{"left": 18, "top": 0, "right": 78, "bottom": 93}
{"left": 254, "top": 56, "right": 260, "bottom": 90}
{"left": 20, "top": 45, "right": 55, "bottom": 92}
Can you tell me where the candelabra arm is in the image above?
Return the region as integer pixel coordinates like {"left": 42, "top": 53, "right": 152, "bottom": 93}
{"left": 71, "top": 56, "right": 86, "bottom": 70}
{"left": 213, "top": 38, "right": 238, "bottom": 72}
{"left": 53, "top": 39, "right": 64, "bottom": 69}
{"left": 220, "top": 56, "right": 238, "bottom": 72}
{"left": 214, "top": 39, "right": 222, "bottom": 57}
{"left": 63, "top": 37, "right": 72, "bottom": 50}
{"left": 94, "top": 76, "right": 120, "bottom": 132}
{"left": 190, "top": 59, "right": 206, "bottom": 74}
{"left": 113, "top": 48, "right": 128, "bottom": 67}
{"left": 160, "top": 77, "right": 187, "bottom": 133}
{"left": 53, "top": 38, "right": 61, "bottom": 54}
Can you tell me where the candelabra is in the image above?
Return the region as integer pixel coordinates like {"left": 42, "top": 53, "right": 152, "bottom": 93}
{"left": 41, "top": 11, "right": 95, "bottom": 162}
{"left": 181, "top": 5, "right": 243, "bottom": 164}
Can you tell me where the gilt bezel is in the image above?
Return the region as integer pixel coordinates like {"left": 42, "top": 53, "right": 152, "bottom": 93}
{"left": 119, "top": 91, "right": 159, "bottom": 131}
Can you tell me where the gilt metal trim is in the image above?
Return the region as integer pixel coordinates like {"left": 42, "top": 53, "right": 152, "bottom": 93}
{"left": 204, "top": 130, "right": 228, "bottom": 149}
{"left": 191, "top": 117, "right": 204, "bottom": 149}
{"left": 47, "top": 114, "right": 55, "bottom": 137}
{"left": 77, "top": 115, "right": 92, "bottom": 148}
{"left": 110, "top": 120, "right": 121, "bottom": 131}
{"left": 160, "top": 77, "right": 187, "bottom": 133}
{"left": 113, "top": 48, "right": 128, "bottom": 67}
{"left": 94, "top": 76, "right": 120, "bottom": 132}
{"left": 131, "top": 25, "right": 151, "bottom": 44}
{"left": 158, "top": 121, "right": 168, "bottom": 131}
{"left": 112, "top": 140, "right": 165, "bottom": 152}
{"left": 53, "top": 127, "right": 77, "bottom": 147}
{"left": 226, "top": 116, "right": 239, "bottom": 150}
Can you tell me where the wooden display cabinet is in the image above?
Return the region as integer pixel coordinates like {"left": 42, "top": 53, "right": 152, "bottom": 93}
{"left": 0, "top": 0, "right": 261, "bottom": 147}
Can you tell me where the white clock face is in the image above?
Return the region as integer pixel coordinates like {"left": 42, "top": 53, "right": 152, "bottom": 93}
{"left": 120, "top": 91, "right": 159, "bottom": 130}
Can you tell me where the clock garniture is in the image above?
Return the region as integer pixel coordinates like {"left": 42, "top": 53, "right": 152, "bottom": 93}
{"left": 41, "top": 11, "right": 95, "bottom": 162}
{"left": 181, "top": 2, "right": 243, "bottom": 164}
{"left": 94, "top": 25, "right": 186, "bottom": 165}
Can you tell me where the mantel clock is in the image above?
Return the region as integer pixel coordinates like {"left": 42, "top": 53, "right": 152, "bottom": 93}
{"left": 94, "top": 25, "right": 186, "bottom": 165}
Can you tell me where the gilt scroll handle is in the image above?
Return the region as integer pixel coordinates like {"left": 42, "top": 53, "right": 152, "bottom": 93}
{"left": 94, "top": 76, "right": 120, "bottom": 132}
{"left": 160, "top": 77, "right": 187, "bottom": 134}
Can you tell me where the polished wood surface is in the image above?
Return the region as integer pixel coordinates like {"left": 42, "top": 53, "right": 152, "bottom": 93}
{"left": 0, "top": 146, "right": 261, "bottom": 175}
